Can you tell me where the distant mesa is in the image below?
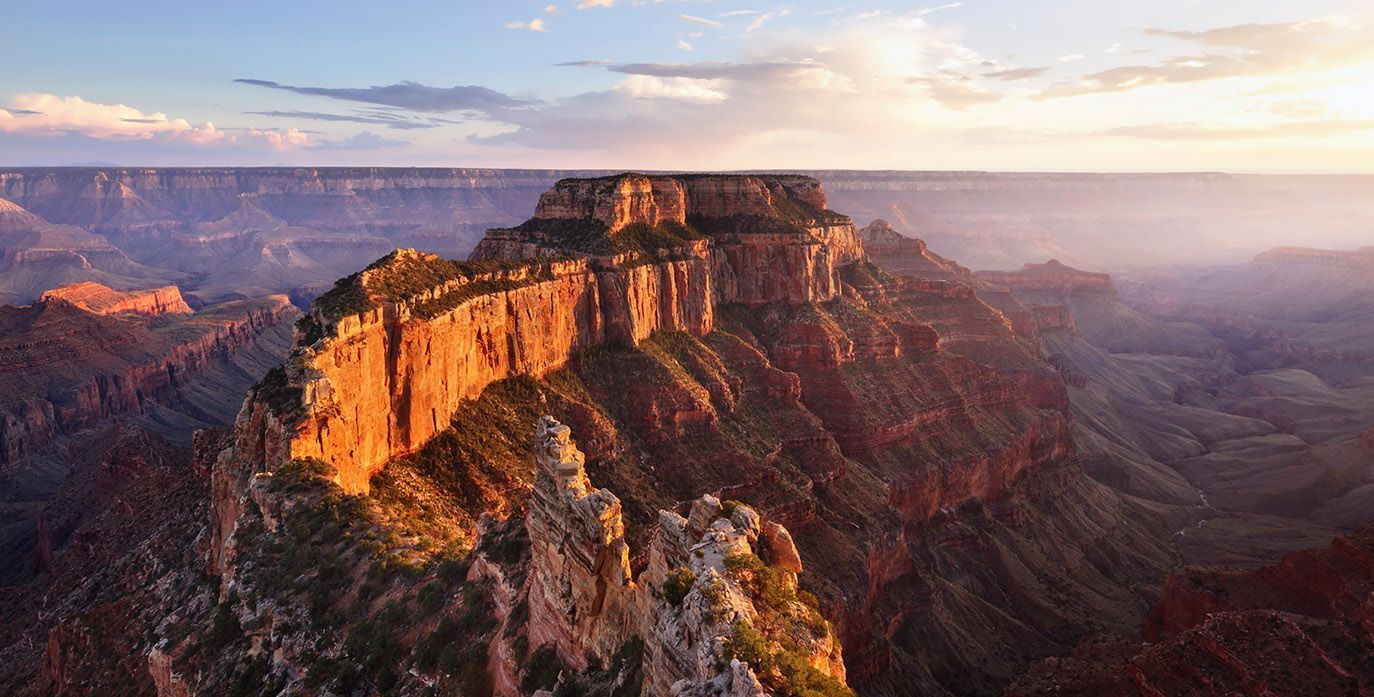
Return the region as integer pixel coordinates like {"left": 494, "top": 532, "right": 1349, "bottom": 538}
{"left": 40, "top": 282, "right": 193, "bottom": 317}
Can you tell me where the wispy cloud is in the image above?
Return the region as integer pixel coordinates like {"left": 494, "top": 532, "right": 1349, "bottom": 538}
{"left": 308, "top": 131, "right": 408, "bottom": 150}
{"left": 680, "top": 14, "right": 722, "bottom": 29}
{"left": 983, "top": 67, "right": 1051, "bottom": 81}
{"left": 234, "top": 79, "right": 538, "bottom": 115}
{"left": 746, "top": 8, "right": 789, "bottom": 34}
{"left": 1105, "top": 119, "right": 1374, "bottom": 140}
{"left": 1042, "top": 19, "right": 1374, "bottom": 98}
{"left": 607, "top": 60, "right": 827, "bottom": 81}
{"left": 245, "top": 109, "right": 458, "bottom": 130}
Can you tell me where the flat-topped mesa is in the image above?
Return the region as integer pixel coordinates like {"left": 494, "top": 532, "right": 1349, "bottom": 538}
{"left": 1254, "top": 246, "right": 1374, "bottom": 271}
{"left": 473, "top": 174, "right": 865, "bottom": 306}
{"left": 39, "top": 282, "right": 193, "bottom": 317}
{"left": 976, "top": 259, "right": 1120, "bottom": 301}
{"left": 531, "top": 173, "right": 828, "bottom": 232}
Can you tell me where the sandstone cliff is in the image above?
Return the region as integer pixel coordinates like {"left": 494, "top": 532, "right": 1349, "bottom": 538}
{"left": 225, "top": 174, "right": 864, "bottom": 500}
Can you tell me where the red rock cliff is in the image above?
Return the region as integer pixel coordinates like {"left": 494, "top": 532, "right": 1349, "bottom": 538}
{"left": 226, "top": 175, "right": 865, "bottom": 499}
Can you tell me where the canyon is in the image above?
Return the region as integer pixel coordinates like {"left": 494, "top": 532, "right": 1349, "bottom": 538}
{"left": 3, "top": 169, "right": 1371, "bottom": 311}
{"left": 0, "top": 170, "right": 1370, "bottom": 697}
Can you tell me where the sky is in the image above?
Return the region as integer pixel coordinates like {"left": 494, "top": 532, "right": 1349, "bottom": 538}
{"left": 2, "top": 0, "right": 1373, "bottom": 172}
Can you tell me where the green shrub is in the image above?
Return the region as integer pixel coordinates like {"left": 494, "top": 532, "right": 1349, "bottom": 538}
{"left": 521, "top": 645, "right": 563, "bottom": 693}
{"left": 662, "top": 567, "right": 696, "bottom": 606}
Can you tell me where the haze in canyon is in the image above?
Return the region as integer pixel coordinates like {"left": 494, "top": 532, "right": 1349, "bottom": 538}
{"left": 3, "top": 1, "right": 1374, "bottom": 696}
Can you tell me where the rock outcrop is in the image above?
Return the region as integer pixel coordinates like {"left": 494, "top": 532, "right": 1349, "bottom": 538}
{"left": 522, "top": 416, "right": 848, "bottom": 696}
{"left": 40, "top": 281, "right": 193, "bottom": 316}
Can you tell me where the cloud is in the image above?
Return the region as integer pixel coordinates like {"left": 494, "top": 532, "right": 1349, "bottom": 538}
{"left": 746, "top": 9, "right": 789, "bottom": 34}
{"left": 506, "top": 18, "right": 548, "bottom": 32}
{"left": 577, "top": 0, "right": 614, "bottom": 8}
{"left": 234, "top": 79, "right": 537, "bottom": 115}
{"left": 544, "top": 4, "right": 559, "bottom": 13}
{"left": 915, "top": 3, "right": 963, "bottom": 17}
{"left": 1104, "top": 119, "right": 1374, "bottom": 140}
{"left": 615, "top": 75, "right": 727, "bottom": 103}
{"left": 680, "top": 14, "right": 722, "bottom": 28}
{"left": 678, "top": 40, "right": 694, "bottom": 51}
{"left": 1058, "top": 54, "right": 1085, "bottom": 62}
{"left": 1042, "top": 19, "right": 1374, "bottom": 98}
{"left": 308, "top": 131, "right": 409, "bottom": 150}
{"left": 245, "top": 110, "right": 456, "bottom": 130}
{"left": 910, "top": 75, "right": 1001, "bottom": 109}
{"left": 555, "top": 60, "right": 609, "bottom": 67}
{"left": 983, "top": 67, "right": 1051, "bottom": 81}
{"left": 607, "top": 60, "right": 829, "bottom": 82}
{"left": 0, "top": 93, "right": 306, "bottom": 151}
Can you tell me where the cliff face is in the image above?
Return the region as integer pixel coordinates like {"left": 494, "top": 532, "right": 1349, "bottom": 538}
{"left": 244, "top": 174, "right": 863, "bottom": 497}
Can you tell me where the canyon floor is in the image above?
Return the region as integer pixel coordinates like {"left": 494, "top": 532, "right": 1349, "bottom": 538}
{"left": 0, "top": 170, "right": 1370, "bottom": 696}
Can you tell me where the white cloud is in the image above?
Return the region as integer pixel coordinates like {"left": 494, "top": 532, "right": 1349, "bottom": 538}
{"left": 544, "top": 4, "right": 559, "bottom": 13}
{"left": 1059, "top": 54, "right": 1086, "bottom": 62}
{"left": 505, "top": 18, "right": 548, "bottom": 32}
{"left": 746, "top": 9, "right": 789, "bottom": 34}
{"left": 0, "top": 94, "right": 307, "bottom": 151}
{"left": 678, "top": 39, "right": 694, "bottom": 51}
{"left": 577, "top": 0, "right": 614, "bottom": 8}
{"left": 614, "top": 75, "right": 727, "bottom": 103}
{"left": 680, "top": 14, "right": 722, "bottom": 28}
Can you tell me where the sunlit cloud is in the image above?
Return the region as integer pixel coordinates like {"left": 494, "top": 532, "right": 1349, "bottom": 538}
{"left": 1042, "top": 19, "right": 1374, "bottom": 98}
{"left": 0, "top": 94, "right": 306, "bottom": 151}
{"left": 506, "top": 18, "right": 548, "bottom": 32}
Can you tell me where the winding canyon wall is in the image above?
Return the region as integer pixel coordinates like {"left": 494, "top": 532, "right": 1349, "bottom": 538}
{"left": 0, "top": 293, "right": 296, "bottom": 470}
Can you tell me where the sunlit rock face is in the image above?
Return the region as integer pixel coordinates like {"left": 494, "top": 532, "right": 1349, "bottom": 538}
{"left": 237, "top": 174, "right": 865, "bottom": 496}
{"left": 522, "top": 416, "right": 847, "bottom": 696}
